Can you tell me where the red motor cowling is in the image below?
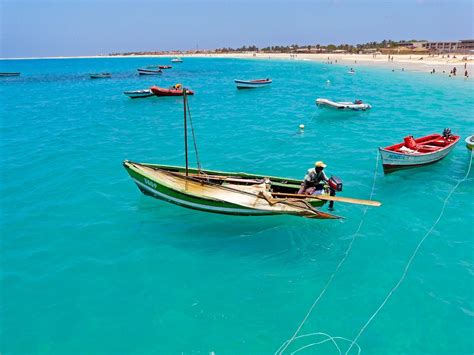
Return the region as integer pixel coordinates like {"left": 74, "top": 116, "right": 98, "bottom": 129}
{"left": 328, "top": 176, "right": 343, "bottom": 192}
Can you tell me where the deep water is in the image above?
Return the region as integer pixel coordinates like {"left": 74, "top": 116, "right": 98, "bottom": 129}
{"left": 1, "top": 57, "right": 473, "bottom": 354}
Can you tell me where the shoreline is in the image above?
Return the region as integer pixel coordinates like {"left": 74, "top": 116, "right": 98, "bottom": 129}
{"left": 2, "top": 52, "right": 472, "bottom": 79}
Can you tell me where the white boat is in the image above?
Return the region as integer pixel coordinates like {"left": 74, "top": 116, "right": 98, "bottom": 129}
{"left": 466, "top": 135, "right": 474, "bottom": 150}
{"left": 348, "top": 70, "right": 355, "bottom": 74}
{"left": 137, "top": 68, "right": 162, "bottom": 75}
{"left": 124, "top": 89, "right": 154, "bottom": 99}
{"left": 234, "top": 78, "right": 272, "bottom": 89}
{"left": 90, "top": 73, "right": 111, "bottom": 79}
{"left": 315, "top": 98, "right": 371, "bottom": 111}
{"left": 171, "top": 57, "right": 183, "bottom": 63}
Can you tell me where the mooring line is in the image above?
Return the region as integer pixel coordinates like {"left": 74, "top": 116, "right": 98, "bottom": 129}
{"left": 345, "top": 150, "right": 473, "bottom": 355}
{"left": 276, "top": 153, "right": 380, "bottom": 354}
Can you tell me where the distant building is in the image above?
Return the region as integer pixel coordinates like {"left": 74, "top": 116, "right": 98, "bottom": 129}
{"left": 459, "top": 39, "right": 474, "bottom": 52}
{"left": 422, "top": 41, "right": 459, "bottom": 52}
{"left": 421, "top": 40, "right": 474, "bottom": 53}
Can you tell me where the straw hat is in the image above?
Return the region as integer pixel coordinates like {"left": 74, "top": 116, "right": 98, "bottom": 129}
{"left": 315, "top": 161, "right": 327, "bottom": 168}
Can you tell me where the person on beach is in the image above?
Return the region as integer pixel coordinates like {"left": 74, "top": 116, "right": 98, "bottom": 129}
{"left": 465, "top": 70, "right": 469, "bottom": 78}
{"left": 297, "top": 161, "right": 328, "bottom": 195}
{"left": 453, "top": 67, "right": 457, "bottom": 76}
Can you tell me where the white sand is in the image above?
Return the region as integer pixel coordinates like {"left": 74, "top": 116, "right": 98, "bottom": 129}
{"left": 183, "top": 52, "right": 473, "bottom": 79}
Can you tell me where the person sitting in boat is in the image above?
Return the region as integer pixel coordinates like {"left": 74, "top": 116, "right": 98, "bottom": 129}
{"left": 354, "top": 99, "right": 363, "bottom": 104}
{"left": 173, "top": 83, "right": 182, "bottom": 89}
{"left": 297, "top": 161, "right": 329, "bottom": 195}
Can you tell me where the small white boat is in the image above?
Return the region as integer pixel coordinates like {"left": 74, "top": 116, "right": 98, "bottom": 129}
{"left": 124, "top": 89, "right": 154, "bottom": 99}
{"left": 315, "top": 98, "right": 371, "bottom": 111}
{"left": 171, "top": 57, "right": 183, "bottom": 63}
{"left": 234, "top": 78, "right": 272, "bottom": 89}
{"left": 348, "top": 70, "right": 355, "bottom": 74}
{"left": 466, "top": 135, "right": 474, "bottom": 151}
{"left": 90, "top": 73, "right": 111, "bottom": 79}
{"left": 137, "top": 68, "right": 162, "bottom": 75}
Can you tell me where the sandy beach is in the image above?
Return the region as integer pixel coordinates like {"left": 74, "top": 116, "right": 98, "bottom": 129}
{"left": 183, "top": 52, "right": 474, "bottom": 79}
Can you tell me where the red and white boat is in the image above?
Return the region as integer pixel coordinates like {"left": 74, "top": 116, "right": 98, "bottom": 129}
{"left": 150, "top": 86, "right": 194, "bottom": 97}
{"left": 159, "top": 65, "right": 172, "bottom": 69}
{"left": 379, "top": 129, "right": 460, "bottom": 173}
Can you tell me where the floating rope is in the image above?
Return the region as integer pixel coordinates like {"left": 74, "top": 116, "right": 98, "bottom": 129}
{"left": 276, "top": 153, "right": 380, "bottom": 354}
{"left": 345, "top": 149, "right": 473, "bottom": 354}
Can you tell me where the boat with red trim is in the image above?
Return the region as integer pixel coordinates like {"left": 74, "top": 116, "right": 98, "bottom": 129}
{"left": 150, "top": 85, "right": 194, "bottom": 96}
{"left": 379, "top": 129, "right": 460, "bottom": 173}
{"left": 235, "top": 78, "right": 272, "bottom": 89}
{"left": 159, "top": 65, "right": 172, "bottom": 69}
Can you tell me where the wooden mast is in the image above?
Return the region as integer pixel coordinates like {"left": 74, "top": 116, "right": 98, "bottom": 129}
{"left": 183, "top": 88, "right": 189, "bottom": 176}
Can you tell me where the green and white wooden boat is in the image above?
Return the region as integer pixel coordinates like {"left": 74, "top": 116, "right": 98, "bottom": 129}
{"left": 123, "top": 161, "right": 343, "bottom": 219}
{"left": 123, "top": 89, "right": 380, "bottom": 219}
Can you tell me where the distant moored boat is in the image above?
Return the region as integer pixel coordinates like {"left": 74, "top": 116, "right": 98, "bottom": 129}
{"left": 90, "top": 73, "right": 111, "bottom": 79}
{"left": 316, "top": 98, "right": 371, "bottom": 111}
{"left": 124, "top": 89, "right": 154, "bottom": 99}
{"left": 171, "top": 58, "right": 183, "bottom": 63}
{"left": 137, "top": 68, "right": 162, "bottom": 75}
{"left": 0, "top": 72, "right": 20, "bottom": 77}
{"left": 150, "top": 85, "right": 194, "bottom": 96}
{"left": 234, "top": 78, "right": 272, "bottom": 89}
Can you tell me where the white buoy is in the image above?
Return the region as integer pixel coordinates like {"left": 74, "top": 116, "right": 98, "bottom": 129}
{"left": 326, "top": 80, "right": 331, "bottom": 84}
{"left": 299, "top": 124, "right": 305, "bottom": 130}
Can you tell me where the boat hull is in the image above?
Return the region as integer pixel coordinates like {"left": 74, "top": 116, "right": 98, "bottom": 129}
{"left": 90, "top": 73, "right": 111, "bottom": 79}
{"left": 235, "top": 79, "right": 272, "bottom": 89}
{"left": 124, "top": 90, "right": 154, "bottom": 98}
{"left": 150, "top": 86, "right": 194, "bottom": 96}
{"left": 0, "top": 72, "right": 20, "bottom": 77}
{"left": 379, "top": 141, "right": 458, "bottom": 173}
{"left": 123, "top": 161, "right": 327, "bottom": 216}
{"left": 137, "top": 69, "right": 162, "bottom": 75}
{"left": 466, "top": 135, "right": 474, "bottom": 151}
{"left": 315, "top": 99, "right": 371, "bottom": 111}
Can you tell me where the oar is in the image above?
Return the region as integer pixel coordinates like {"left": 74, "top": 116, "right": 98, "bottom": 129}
{"left": 271, "top": 192, "right": 381, "bottom": 207}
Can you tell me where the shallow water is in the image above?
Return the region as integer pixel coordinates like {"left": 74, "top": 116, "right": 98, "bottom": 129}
{"left": 1, "top": 57, "right": 473, "bottom": 354}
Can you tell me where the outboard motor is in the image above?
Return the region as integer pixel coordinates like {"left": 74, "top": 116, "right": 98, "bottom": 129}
{"left": 328, "top": 176, "right": 343, "bottom": 210}
{"left": 443, "top": 128, "right": 453, "bottom": 140}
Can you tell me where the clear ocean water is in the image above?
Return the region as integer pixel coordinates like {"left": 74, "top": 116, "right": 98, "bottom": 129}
{"left": 1, "top": 57, "right": 473, "bottom": 354}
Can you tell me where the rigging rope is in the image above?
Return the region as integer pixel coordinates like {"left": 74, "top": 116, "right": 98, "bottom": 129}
{"left": 276, "top": 153, "right": 380, "bottom": 354}
{"left": 186, "top": 96, "right": 202, "bottom": 173}
{"left": 345, "top": 149, "right": 473, "bottom": 354}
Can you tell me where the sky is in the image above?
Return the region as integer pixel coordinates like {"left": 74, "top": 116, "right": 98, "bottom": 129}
{"left": 1, "top": 0, "right": 473, "bottom": 58}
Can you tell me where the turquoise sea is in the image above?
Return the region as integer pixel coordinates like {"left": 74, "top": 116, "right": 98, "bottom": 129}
{"left": 1, "top": 57, "right": 473, "bottom": 354}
